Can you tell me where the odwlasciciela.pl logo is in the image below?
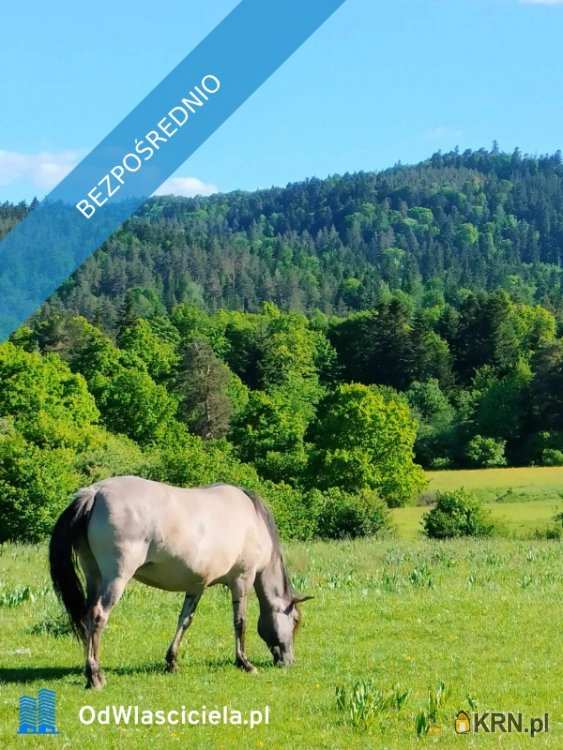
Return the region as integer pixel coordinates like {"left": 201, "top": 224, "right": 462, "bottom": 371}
{"left": 18, "top": 688, "right": 58, "bottom": 734}
{"left": 455, "top": 709, "right": 549, "bottom": 738}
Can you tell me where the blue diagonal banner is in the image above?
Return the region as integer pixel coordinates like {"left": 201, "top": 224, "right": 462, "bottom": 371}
{"left": 0, "top": 0, "right": 346, "bottom": 340}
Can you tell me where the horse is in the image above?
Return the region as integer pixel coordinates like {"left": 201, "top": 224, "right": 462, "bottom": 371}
{"left": 49, "top": 475, "right": 312, "bottom": 689}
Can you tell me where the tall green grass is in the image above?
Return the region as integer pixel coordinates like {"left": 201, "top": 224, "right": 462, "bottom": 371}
{"left": 0, "top": 538, "right": 561, "bottom": 749}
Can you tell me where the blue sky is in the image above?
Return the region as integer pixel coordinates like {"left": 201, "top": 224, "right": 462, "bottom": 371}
{"left": 1, "top": 0, "right": 563, "bottom": 202}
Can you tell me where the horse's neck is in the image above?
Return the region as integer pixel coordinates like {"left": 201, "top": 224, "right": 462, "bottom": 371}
{"left": 254, "top": 552, "right": 289, "bottom": 610}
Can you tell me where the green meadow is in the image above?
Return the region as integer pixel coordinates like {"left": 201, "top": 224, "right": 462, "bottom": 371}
{"left": 424, "top": 466, "right": 563, "bottom": 505}
{"left": 1, "top": 530, "right": 562, "bottom": 748}
{"left": 392, "top": 466, "right": 563, "bottom": 540}
{"left": 392, "top": 499, "right": 560, "bottom": 540}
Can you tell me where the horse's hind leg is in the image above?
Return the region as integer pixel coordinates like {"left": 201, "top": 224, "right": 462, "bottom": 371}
{"left": 84, "top": 576, "right": 128, "bottom": 689}
{"left": 77, "top": 544, "right": 102, "bottom": 682}
{"left": 165, "top": 591, "right": 202, "bottom": 673}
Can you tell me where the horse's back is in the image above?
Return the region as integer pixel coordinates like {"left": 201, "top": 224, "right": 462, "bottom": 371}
{"left": 85, "top": 476, "right": 272, "bottom": 590}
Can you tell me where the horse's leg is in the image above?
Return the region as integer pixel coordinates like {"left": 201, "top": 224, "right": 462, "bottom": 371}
{"left": 166, "top": 591, "right": 203, "bottom": 672}
{"left": 165, "top": 591, "right": 202, "bottom": 673}
{"left": 231, "top": 579, "right": 256, "bottom": 673}
{"left": 84, "top": 576, "right": 128, "bottom": 689}
{"left": 79, "top": 545, "right": 101, "bottom": 675}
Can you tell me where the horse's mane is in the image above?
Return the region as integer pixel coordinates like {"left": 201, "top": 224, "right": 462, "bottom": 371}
{"left": 242, "top": 488, "right": 293, "bottom": 598}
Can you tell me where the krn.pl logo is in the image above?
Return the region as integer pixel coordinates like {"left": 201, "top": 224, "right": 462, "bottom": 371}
{"left": 455, "top": 710, "right": 471, "bottom": 734}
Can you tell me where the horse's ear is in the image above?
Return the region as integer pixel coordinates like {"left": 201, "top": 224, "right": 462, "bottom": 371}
{"left": 292, "top": 594, "right": 314, "bottom": 605}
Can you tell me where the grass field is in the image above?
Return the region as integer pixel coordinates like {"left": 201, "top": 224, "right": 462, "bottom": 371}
{"left": 424, "top": 466, "right": 563, "bottom": 504}
{"left": 392, "top": 500, "right": 562, "bottom": 540}
{"left": 1, "top": 467, "right": 561, "bottom": 748}
{"left": 391, "top": 466, "right": 563, "bottom": 540}
{"left": 1, "top": 538, "right": 561, "bottom": 749}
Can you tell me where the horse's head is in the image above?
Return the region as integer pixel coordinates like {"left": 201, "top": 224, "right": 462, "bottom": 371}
{"left": 258, "top": 594, "right": 313, "bottom": 666}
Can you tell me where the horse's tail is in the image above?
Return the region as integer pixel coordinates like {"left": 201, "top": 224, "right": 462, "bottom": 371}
{"left": 49, "top": 487, "right": 97, "bottom": 643}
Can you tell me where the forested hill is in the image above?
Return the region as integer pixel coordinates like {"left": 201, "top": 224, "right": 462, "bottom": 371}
{"left": 5, "top": 147, "right": 563, "bottom": 327}
{"left": 6, "top": 148, "right": 563, "bottom": 541}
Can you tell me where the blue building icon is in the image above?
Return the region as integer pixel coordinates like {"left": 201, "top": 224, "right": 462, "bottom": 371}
{"left": 18, "top": 689, "right": 58, "bottom": 734}
{"left": 17, "top": 696, "right": 36, "bottom": 734}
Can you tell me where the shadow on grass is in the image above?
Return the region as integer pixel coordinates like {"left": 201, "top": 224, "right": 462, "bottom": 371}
{"left": 0, "top": 666, "right": 82, "bottom": 685}
{"left": 200, "top": 656, "right": 276, "bottom": 672}
{"left": 1, "top": 656, "right": 278, "bottom": 685}
{"left": 110, "top": 660, "right": 168, "bottom": 677}
{"left": 111, "top": 655, "right": 276, "bottom": 676}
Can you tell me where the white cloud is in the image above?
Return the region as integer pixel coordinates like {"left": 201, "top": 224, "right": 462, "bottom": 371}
{"left": 0, "top": 149, "right": 217, "bottom": 199}
{"left": 0, "top": 149, "right": 81, "bottom": 190}
{"left": 521, "top": 0, "right": 563, "bottom": 5}
{"left": 424, "top": 126, "right": 464, "bottom": 142}
{"left": 153, "top": 176, "right": 218, "bottom": 198}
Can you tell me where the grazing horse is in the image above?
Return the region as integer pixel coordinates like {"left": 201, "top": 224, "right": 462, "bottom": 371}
{"left": 49, "top": 476, "right": 312, "bottom": 689}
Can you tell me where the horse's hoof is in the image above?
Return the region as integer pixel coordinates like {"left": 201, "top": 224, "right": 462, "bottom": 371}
{"left": 166, "top": 661, "right": 178, "bottom": 674}
{"left": 236, "top": 659, "right": 258, "bottom": 674}
{"left": 86, "top": 672, "right": 105, "bottom": 690}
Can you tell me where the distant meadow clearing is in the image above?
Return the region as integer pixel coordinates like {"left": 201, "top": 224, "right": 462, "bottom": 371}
{"left": 394, "top": 465, "right": 563, "bottom": 541}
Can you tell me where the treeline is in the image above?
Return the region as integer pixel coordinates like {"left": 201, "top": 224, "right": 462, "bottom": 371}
{"left": 3, "top": 288, "right": 563, "bottom": 543}
{"left": 0, "top": 303, "right": 423, "bottom": 544}
{"left": 36, "top": 290, "right": 563, "bottom": 471}
{"left": 9, "top": 146, "right": 562, "bottom": 325}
